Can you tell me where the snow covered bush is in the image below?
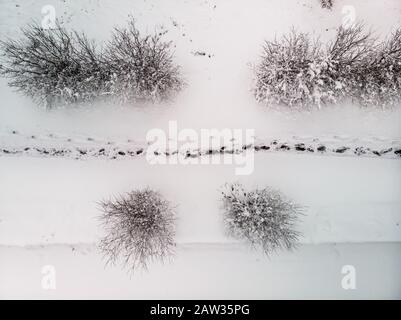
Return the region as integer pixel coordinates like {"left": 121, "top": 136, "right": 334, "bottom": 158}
{"left": 0, "top": 19, "right": 183, "bottom": 108}
{"left": 221, "top": 183, "right": 302, "bottom": 255}
{"left": 99, "top": 189, "right": 176, "bottom": 271}
{"left": 103, "top": 19, "right": 183, "bottom": 103}
{"left": 354, "top": 28, "right": 401, "bottom": 107}
{"left": 254, "top": 24, "right": 401, "bottom": 109}
{"left": 0, "top": 23, "right": 107, "bottom": 108}
{"left": 254, "top": 29, "right": 330, "bottom": 108}
{"left": 325, "top": 23, "right": 374, "bottom": 104}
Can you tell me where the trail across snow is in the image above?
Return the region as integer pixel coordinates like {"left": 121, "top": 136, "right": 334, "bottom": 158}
{"left": 1, "top": 130, "right": 400, "bottom": 160}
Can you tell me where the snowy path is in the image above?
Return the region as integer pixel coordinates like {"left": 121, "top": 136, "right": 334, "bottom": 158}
{"left": 1, "top": 130, "right": 400, "bottom": 160}
{"left": 0, "top": 242, "right": 400, "bottom": 299}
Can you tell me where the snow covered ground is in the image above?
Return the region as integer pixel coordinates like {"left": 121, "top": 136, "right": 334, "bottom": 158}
{"left": 0, "top": 0, "right": 400, "bottom": 299}
{"left": 1, "top": 0, "right": 401, "bottom": 141}
{"left": 1, "top": 242, "right": 400, "bottom": 299}
{"left": 1, "top": 154, "right": 400, "bottom": 246}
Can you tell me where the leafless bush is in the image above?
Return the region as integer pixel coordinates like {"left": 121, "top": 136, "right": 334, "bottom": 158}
{"left": 0, "top": 22, "right": 107, "bottom": 108}
{"left": 0, "top": 19, "right": 183, "bottom": 108}
{"left": 221, "top": 183, "right": 302, "bottom": 255}
{"left": 254, "top": 23, "right": 401, "bottom": 109}
{"left": 355, "top": 29, "right": 401, "bottom": 107}
{"left": 99, "top": 189, "right": 176, "bottom": 271}
{"left": 326, "top": 23, "right": 375, "bottom": 102}
{"left": 104, "top": 20, "right": 183, "bottom": 103}
{"left": 254, "top": 29, "right": 328, "bottom": 108}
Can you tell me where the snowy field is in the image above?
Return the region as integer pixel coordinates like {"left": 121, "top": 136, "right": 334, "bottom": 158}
{"left": 1, "top": 154, "right": 400, "bottom": 246}
{"left": 1, "top": 243, "right": 400, "bottom": 299}
{"left": 0, "top": 0, "right": 401, "bottom": 299}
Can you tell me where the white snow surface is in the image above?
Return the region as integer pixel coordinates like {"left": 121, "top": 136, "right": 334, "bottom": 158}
{"left": 1, "top": 242, "right": 400, "bottom": 299}
{"left": 0, "top": 0, "right": 401, "bottom": 142}
{"left": 0, "top": 0, "right": 401, "bottom": 299}
{"left": 0, "top": 154, "right": 400, "bottom": 246}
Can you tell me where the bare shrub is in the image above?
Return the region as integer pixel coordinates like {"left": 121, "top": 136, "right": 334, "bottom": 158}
{"left": 355, "top": 29, "right": 401, "bottom": 107}
{"left": 104, "top": 19, "right": 183, "bottom": 103}
{"left": 99, "top": 189, "right": 176, "bottom": 271}
{"left": 0, "top": 19, "right": 183, "bottom": 108}
{"left": 221, "top": 183, "right": 302, "bottom": 255}
{"left": 254, "top": 23, "right": 401, "bottom": 109}
{"left": 254, "top": 29, "right": 329, "bottom": 108}
{"left": 0, "top": 22, "right": 107, "bottom": 108}
{"left": 326, "top": 23, "right": 374, "bottom": 103}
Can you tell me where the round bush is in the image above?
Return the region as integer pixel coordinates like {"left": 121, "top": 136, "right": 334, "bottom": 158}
{"left": 254, "top": 29, "right": 328, "bottom": 109}
{"left": 104, "top": 19, "right": 184, "bottom": 103}
{"left": 221, "top": 183, "right": 302, "bottom": 255}
{"left": 99, "top": 188, "right": 176, "bottom": 271}
{"left": 0, "top": 22, "right": 105, "bottom": 108}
